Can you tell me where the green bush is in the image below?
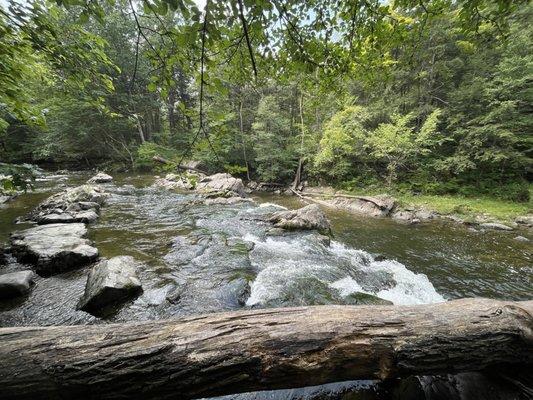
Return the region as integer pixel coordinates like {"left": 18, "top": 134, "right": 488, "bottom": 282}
{"left": 135, "top": 142, "right": 179, "bottom": 172}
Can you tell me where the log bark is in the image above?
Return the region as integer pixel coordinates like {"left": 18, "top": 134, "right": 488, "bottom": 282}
{"left": 0, "top": 298, "right": 532, "bottom": 400}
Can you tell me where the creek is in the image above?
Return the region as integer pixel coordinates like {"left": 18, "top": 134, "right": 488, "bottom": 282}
{"left": 0, "top": 171, "right": 531, "bottom": 399}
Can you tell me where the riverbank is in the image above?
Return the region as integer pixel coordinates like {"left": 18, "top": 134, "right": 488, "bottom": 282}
{"left": 286, "top": 184, "right": 533, "bottom": 233}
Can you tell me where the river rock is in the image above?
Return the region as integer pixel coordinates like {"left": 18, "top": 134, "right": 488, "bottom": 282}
{"left": 0, "top": 270, "right": 34, "bottom": 299}
{"left": 0, "top": 195, "right": 14, "bottom": 205}
{"left": 10, "top": 223, "right": 99, "bottom": 276}
{"left": 196, "top": 173, "right": 247, "bottom": 197}
{"left": 87, "top": 172, "right": 113, "bottom": 183}
{"left": 30, "top": 185, "right": 107, "bottom": 224}
{"left": 514, "top": 236, "right": 530, "bottom": 242}
{"left": 479, "top": 222, "right": 514, "bottom": 231}
{"left": 37, "top": 209, "right": 99, "bottom": 225}
{"left": 391, "top": 210, "right": 415, "bottom": 222}
{"left": 269, "top": 204, "right": 331, "bottom": 234}
{"left": 327, "top": 195, "right": 396, "bottom": 217}
{"left": 515, "top": 215, "right": 533, "bottom": 227}
{"left": 77, "top": 256, "right": 143, "bottom": 315}
{"left": 344, "top": 292, "right": 393, "bottom": 306}
{"left": 414, "top": 208, "right": 438, "bottom": 220}
{"left": 204, "top": 197, "right": 255, "bottom": 206}
{"left": 226, "top": 237, "right": 255, "bottom": 252}
{"left": 153, "top": 173, "right": 197, "bottom": 191}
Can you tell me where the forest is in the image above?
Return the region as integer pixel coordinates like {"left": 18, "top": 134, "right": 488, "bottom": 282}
{"left": 1, "top": 0, "right": 531, "bottom": 203}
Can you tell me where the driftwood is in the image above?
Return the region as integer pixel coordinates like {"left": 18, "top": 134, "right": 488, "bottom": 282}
{"left": 152, "top": 155, "right": 206, "bottom": 174}
{"left": 0, "top": 298, "right": 532, "bottom": 400}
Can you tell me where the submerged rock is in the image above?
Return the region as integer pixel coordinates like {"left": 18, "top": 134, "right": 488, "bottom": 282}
{"left": 10, "top": 223, "right": 99, "bottom": 276}
{"left": 78, "top": 256, "right": 143, "bottom": 315}
{"left": 204, "top": 197, "right": 255, "bottom": 206}
{"left": 87, "top": 172, "right": 113, "bottom": 183}
{"left": 196, "top": 173, "right": 247, "bottom": 197}
{"left": 226, "top": 237, "right": 255, "bottom": 252}
{"left": 479, "top": 222, "right": 514, "bottom": 231}
{"left": 344, "top": 292, "right": 392, "bottom": 305}
{"left": 269, "top": 204, "right": 331, "bottom": 234}
{"left": 30, "top": 184, "right": 107, "bottom": 224}
{"left": 0, "top": 270, "right": 34, "bottom": 299}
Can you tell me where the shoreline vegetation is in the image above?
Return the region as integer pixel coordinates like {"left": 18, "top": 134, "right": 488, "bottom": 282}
{"left": 342, "top": 188, "right": 531, "bottom": 224}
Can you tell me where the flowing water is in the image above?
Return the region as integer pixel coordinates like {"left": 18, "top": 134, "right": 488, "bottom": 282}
{"left": 0, "top": 171, "right": 531, "bottom": 399}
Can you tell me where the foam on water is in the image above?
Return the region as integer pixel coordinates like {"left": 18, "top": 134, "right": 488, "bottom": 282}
{"left": 258, "top": 202, "right": 287, "bottom": 210}
{"left": 329, "top": 241, "right": 445, "bottom": 305}
{"left": 246, "top": 235, "right": 445, "bottom": 307}
{"left": 329, "top": 277, "right": 364, "bottom": 296}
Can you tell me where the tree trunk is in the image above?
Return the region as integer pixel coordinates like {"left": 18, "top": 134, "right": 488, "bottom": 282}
{"left": 292, "top": 93, "right": 305, "bottom": 190}
{"left": 0, "top": 299, "right": 531, "bottom": 400}
{"left": 135, "top": 114, "right": 145, "bottom": 143}
{"left": 239, "top": 97, "right": 251, "bottom": 181}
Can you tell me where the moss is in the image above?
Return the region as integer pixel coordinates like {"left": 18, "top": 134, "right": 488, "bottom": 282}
{"left": 344, "top": 292, "right": 392, "bottom": 306}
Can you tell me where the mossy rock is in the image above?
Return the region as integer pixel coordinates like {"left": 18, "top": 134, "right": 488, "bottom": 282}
{"left": 344, "top": 292, "right": 392, "bottom": 306}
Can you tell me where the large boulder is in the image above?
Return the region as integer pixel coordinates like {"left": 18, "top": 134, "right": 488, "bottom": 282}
{"left": 153, "top": 173, "right": 197, "bottom": 191}
{"left": 196, "top": 173, "right": 247, "bottom": 197}
{"left": 10, "top": 223, "right": 99, "bottom": 276}
{"left": 0, "top": 270, "right": 34, "bottom": 299}
{"left": 77, "top": 256, "right": 143, "bottom": 315}
{"left": 268, "top": 204, "right": 331, "bottom": 234}
{"left": 37, "top": 209, "right": 99, "bottom": 225}
{"left": 327, "top": 195, "right": 396, "bottom": 217}
{"left": 87, "top": 172, "right": 113, "bottom": 184}
{"left": 30, "top": 185, "right": 107, "bottom": 225}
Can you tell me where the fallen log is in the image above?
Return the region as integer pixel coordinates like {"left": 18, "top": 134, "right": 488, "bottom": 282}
{"left": 152, "top": 155, "right": 207, "bottom": 174}
{"left": 0, "top": 298, "right": 531, "bottom": 400}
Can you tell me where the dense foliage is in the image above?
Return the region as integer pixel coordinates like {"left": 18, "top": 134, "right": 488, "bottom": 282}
{"left": 0, "top": 0, "right": 531, "bottom": 200}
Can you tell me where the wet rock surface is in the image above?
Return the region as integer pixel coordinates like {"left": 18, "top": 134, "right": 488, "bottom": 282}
{"left": 37, "top": 209, "right": 99, "bottom": 224}
{"left": 10, "top": 223, "right": 99, "bottom": 276}
{"left": 29, "top": 184, "right": 107, "bottom": 225}
{"left": 269, "top": 204, "right": 331, "bottom": 234}
{"left": 154, "top": 172, "right": 248, "bottom": 199}
{"left": 154, "top": 173, "right": 198, "bottom": 190}
{"left": 196, "top": 173, "right": 247, "bottom": 197}
{"left": 0, "top": 270, "right": 34, "bottom": 299}
{"left": 78, "top": 256, "right": 143, "bottom": 315}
